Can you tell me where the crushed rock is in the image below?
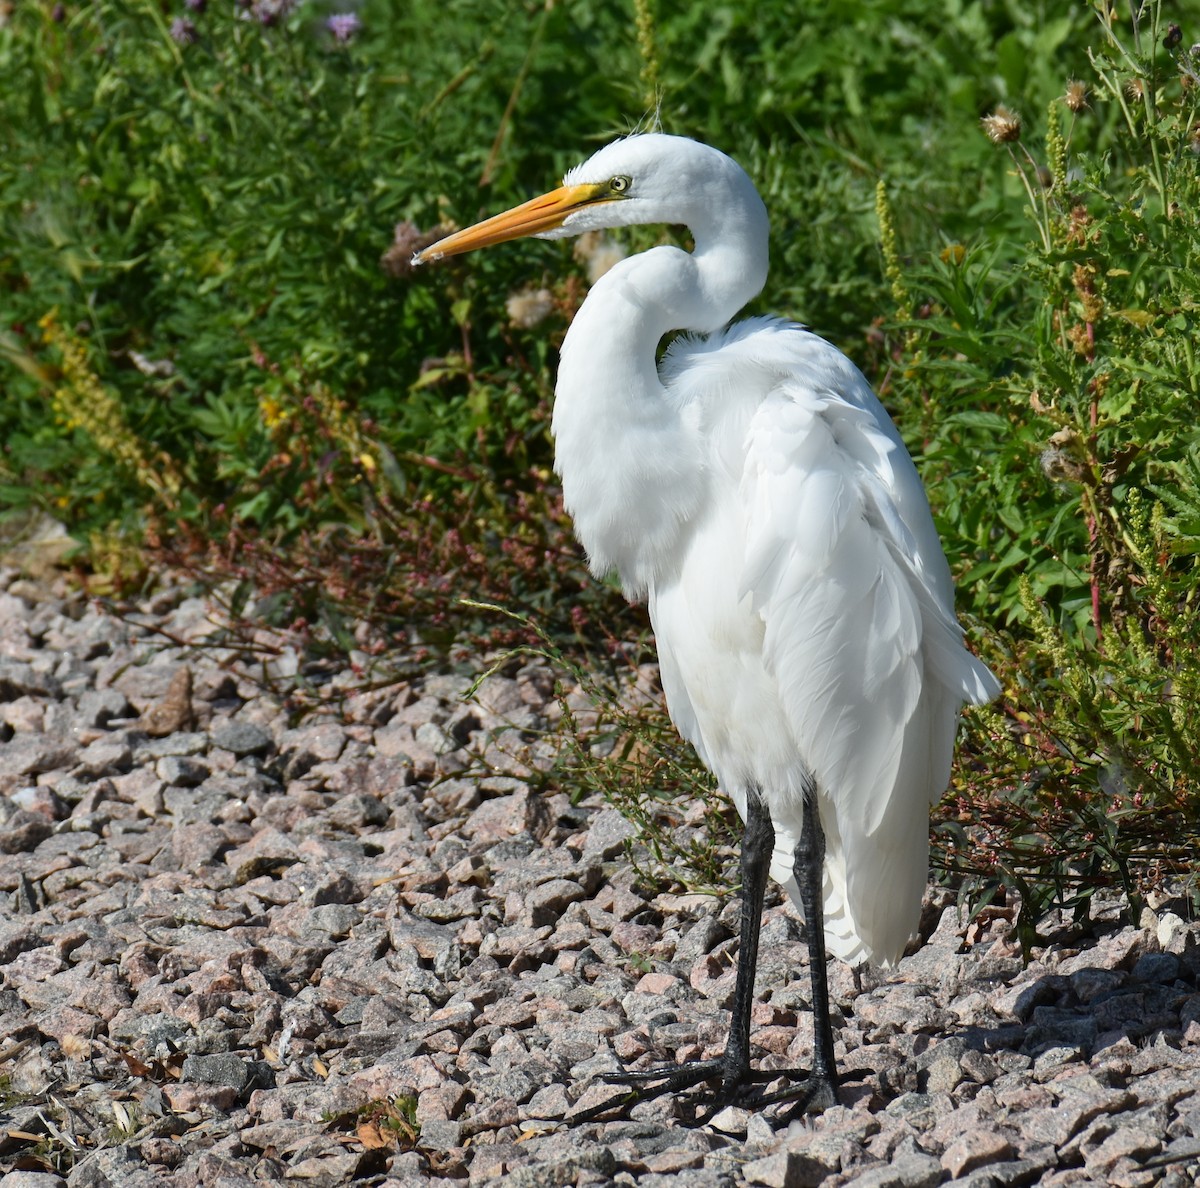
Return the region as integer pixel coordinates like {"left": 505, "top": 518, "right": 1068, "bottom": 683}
{"left": 0, "top": 571, "right": 1197, "bottom": 1186}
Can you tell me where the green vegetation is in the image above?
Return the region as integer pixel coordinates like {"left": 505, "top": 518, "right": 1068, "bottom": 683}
{"left": 2, "top": 0, "right": 1198, "bottom": 923}
{"left": 888, "top": 7, "right": 1200, "bottom": 938}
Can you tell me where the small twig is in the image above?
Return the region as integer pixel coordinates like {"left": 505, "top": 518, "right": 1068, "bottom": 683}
{"left": 479, "top": 0, "right": 555, "bottom": 186}
{"left": 99, "top": 600, "right": 284, "bottom": 659}
{"left": 419, "top": 42, "right": 496, "bottom": 121}
{"left": 397, "top": 452, "right": 482, "bottom": 482}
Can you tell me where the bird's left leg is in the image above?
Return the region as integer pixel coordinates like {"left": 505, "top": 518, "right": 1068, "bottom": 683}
{"left": 575, "top": 790, "right": 777, "bottom": 1118}
{"left": 779, "top": 789, "right": 840, "bottom": 1111}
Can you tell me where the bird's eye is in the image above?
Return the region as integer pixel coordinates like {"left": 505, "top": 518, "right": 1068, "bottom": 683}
{"left": 609, "top": 175, "right": 631, "bottom": 193}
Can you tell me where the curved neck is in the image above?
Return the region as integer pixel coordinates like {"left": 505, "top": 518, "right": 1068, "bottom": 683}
{"left": 550, "top": 200, "right": 768, "bottom": 596}
{"left": 557, "top": 188, "right": 770, "bottom": 387}
{"left": 612, "top": 192, "right": 770, "bottom": 339}
{"left": 688, "top": 186, "right": 770, "bottom": 332}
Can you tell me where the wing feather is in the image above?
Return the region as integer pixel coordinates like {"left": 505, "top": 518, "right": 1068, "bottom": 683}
{"left": 740, "top": 363, "right": 996, "bottom": 963}
{"left": 660, "top": 320, "right": 998, "bottom": 965}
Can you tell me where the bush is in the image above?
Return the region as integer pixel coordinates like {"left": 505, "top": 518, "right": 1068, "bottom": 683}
{"left": 884, "top": 7, "right": 1200, "bottom": 933}
{"left": 2, "top": 0, "right": 1093, "bottom": 553}
{"left": 3, "top": 0, "right": 1197, "bottom": 913}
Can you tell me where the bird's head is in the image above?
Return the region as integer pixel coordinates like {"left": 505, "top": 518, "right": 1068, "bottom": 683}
{"left": 412, "top": 133, "right": 761, "bottom": 266}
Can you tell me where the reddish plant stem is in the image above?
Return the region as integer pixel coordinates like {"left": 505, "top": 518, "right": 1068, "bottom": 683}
{"left": 1086, "top": 343, "right": 1103, "bottom": 649}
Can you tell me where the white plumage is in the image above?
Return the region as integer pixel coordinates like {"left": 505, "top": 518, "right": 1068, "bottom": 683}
{"left": 622, "top": 319, "right": 996, "bottom": 965}
{"left": 416, "top": 132, "right": 999, "bottom": 1110}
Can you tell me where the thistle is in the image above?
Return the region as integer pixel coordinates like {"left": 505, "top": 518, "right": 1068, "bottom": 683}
{"left": 326, "top": 12, "right": 361, "bottom": 43}
{"left": 1064, "top": 80, "right": 1090, "bottom": 113}
{"left": 169, "top": 16, "right": 197, "bottom": 45}
{"left": 981, "top": 105, "right": 1022, "bottom": 144}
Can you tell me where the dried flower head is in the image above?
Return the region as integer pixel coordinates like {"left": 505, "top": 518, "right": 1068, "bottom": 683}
{"left": 380, "top": 221, "right": 454, "bottom": 278}
{"left": 1041, "top": 448, "right": 1086, "bottom": 484}
{"left": 170, "top": 16, "right": 197, "bottom": 44}
{"left": 1064, "top": 80, "right": 1089, "bottom": 112}
{"left": 573, "top": 231, "right": 628, "bottom": 284}
{"left": 1048, "top": 427, "right": 1082, "bottom": 452}
{"left": 1124, "top": 76, "right": 1145, "bottom": 102}
{"left": 1066, "top": 205, "right": 1094, "bottom": 247}
{"left": 1163, "top": 23, "right": 1182, "bottom": 50}
{"left": 1067, "top": 321, "right": 1093, "bottom": 357}
{"left": 981, "top": 105, "right": 1022, "bottom": 144}
{"left": 326, "top": 12, "right": 361, "bottom": 43}
{"left": 1190, "top": 124, "right": 1200, "bottom": 155}
{"left": 1072, "top": 263, "right": 1104, "bottom": 323}
{"left": 506, "top": 287, "right": 555, "bottom": 330}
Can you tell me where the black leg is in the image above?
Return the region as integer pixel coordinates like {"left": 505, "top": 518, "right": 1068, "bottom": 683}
{"left": 574, "top": 788, "right": 843, "bottom": 1122}
{"left": 573, "top": 790, "right": 775, "bottom": 1117}
{"left": 789, "top": 790, "right": 840, "bottom": 1111}
{"left": 720, "top": 788, "right": 774, "bottom": 1088}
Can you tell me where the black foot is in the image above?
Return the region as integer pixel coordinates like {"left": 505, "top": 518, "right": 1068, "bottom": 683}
{"left": 573, "top": 1058, "right": 843, "bottom": 1124}
{"left": 761, "top": 1071, "right": 839, "bottom": 1119}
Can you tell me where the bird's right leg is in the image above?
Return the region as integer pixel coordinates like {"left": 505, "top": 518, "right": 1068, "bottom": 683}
{"left": 575, "top": 791, "right": 778, "bottom": 1117}
{"left": 713, "top": 786, "right": 775, "bottom": 1091}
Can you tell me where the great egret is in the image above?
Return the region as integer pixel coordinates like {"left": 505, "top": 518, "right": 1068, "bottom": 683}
{"left": 414, "top": 133, "right": 999, "bottom": 1116}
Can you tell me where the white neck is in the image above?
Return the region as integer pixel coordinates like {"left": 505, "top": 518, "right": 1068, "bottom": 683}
{"left": 551, "top": 194, "right": 769, "bottom": 597}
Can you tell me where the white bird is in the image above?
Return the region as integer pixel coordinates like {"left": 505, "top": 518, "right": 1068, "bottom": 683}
{"left": 415, "top": 133, "right": 999, "bottom": 1115}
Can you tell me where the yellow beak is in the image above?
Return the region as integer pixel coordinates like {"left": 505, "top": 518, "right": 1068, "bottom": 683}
{"left": 413, "top": 182, "right": 612, "bottom": 265}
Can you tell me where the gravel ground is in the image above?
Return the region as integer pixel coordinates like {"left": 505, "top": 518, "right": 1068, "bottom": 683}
{"left": 0, "top": 571, "right": 1198, "bottom": 1188}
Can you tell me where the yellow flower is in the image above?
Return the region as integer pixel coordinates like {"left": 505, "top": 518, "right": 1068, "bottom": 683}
{"left": 41, "top": 313, "right": 180, "bottom": 503}
{"left": 259, "top": 396, "right": 288, "bottom": 430}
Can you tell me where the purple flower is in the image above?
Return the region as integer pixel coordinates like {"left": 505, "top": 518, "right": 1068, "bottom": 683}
{"left": 184, "top": 0, "right": 207, "bottom": 11}
{"left": 326, "top": 12, "right": 361, "bottom": 42}
{"left": 253, "top": 0, "right": 295, "bottom": 26}
{"left": 170, "top": 16, "right": 198, "bottom": 44}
